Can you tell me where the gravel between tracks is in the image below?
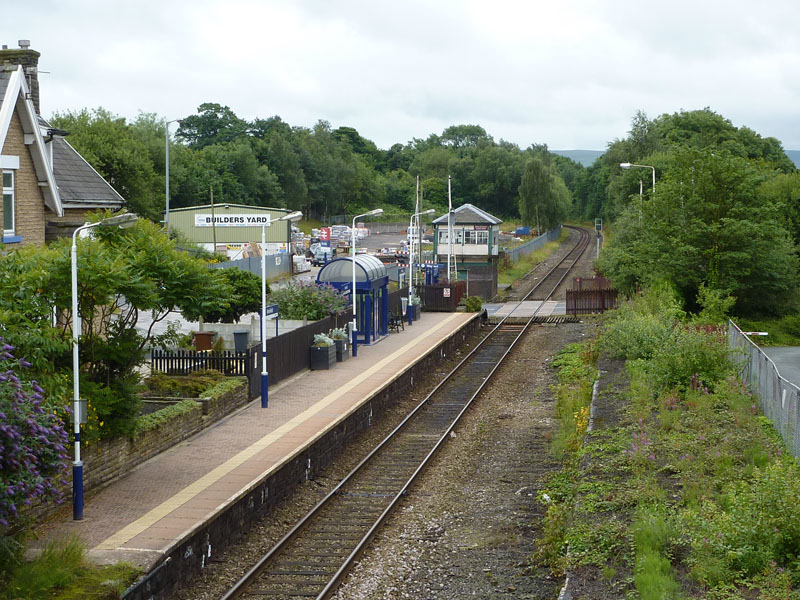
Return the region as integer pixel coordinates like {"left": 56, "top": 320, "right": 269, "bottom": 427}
{"left": 171, "top": 227, "right": 599, "bottom": 600}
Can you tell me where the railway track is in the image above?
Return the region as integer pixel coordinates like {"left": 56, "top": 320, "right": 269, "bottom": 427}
{"left": 219, "top": 226, "right": 591, "bottom": 600}
{"left": 505, "top": 225, "right": 590, "bottom": 302}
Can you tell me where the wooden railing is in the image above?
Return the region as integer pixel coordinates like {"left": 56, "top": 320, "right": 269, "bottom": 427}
{"left": 566, "top": 276, "right": 618, "bottom": 315}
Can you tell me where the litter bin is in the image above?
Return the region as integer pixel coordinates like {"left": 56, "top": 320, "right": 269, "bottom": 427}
{"left": 233, "top": 331, "right": 249, "bottom": 353}
{"left": 193, "top": 331, "right": 215, "bottom": 350}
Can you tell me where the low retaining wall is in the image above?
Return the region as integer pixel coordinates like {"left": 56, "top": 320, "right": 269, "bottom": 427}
{"left": 123, "top": 313, "right": 482, "bottom": 600}
{"left": 25, "top": 381, "right": 249, "bottom": 523}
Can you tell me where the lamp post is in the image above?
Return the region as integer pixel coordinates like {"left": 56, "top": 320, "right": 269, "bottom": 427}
{"left": 351, "top": 208, "right": 383, "bottom": 357}
{"left": 71, "top": 212, "right": 138, "bottom": 521}
{"left": 620, "top": 162, "right": 656, "bottom": 198}
{"left": 408, "top": 209, "right": 434, "bottom": 325}
{"left": 260, "top": 211, "right": 302, "bottom": 408}
{"left": 165, "top": 119, "right": 181, "bottom": 230}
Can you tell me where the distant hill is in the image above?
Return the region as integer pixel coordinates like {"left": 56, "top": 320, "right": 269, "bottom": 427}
{"left": 552, "top": 149, "right": 604, "bottom": 166}
{"left": 787, "top": 150, "right": 800, "bottom": 168}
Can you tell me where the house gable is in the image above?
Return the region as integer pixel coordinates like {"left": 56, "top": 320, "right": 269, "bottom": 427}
{"left": 0, "top": 65, "right": 62, "bottom": 245}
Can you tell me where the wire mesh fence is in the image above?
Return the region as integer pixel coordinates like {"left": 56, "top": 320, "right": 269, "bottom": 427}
{"left": 729, "top": 319, "right": 800, "bottom": 458}
{"left": 503, "top": 226, "right": 562, "bottom": 263}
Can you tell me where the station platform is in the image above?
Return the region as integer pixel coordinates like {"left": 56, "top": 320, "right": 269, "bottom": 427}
{"left": 32, "top": 311, "right": 477, "bottom": 572}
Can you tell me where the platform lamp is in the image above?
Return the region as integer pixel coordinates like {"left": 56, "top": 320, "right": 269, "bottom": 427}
{"left": 408, "top": 209, "right": 435, "bottom": 325}
{"left": 620, "top": 162, "right": 655, "bottom": 198}
{"left": 261, "top": 211, "right": 303, "bottom": 409}
{"left": 71, "top": 212, "right": 139, "bottom": 521}
{"left": 351, "top": 208, "right": 383, "bottom": 357}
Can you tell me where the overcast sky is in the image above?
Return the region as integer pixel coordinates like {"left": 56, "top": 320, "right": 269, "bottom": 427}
{"left": 6, "top": 0, "right": 800, "bottom": 151}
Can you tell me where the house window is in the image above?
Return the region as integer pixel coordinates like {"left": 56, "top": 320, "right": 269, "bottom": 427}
{"left": 2, "top": 171, "right": 13, "bottom": 236}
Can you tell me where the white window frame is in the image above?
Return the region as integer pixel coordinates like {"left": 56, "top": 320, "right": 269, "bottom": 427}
{"left": 2, "top": 170, "right": 14, "bottom": 237}
{"left": 438, "top": 229, "right": 463, "bottom": 244}
{"left": 463, "top": 230, "right": 489, "bottom": 245}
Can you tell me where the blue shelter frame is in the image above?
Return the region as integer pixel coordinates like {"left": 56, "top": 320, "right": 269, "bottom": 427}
{"left": 317, "top": 255, "right": 390, "bottom": 344}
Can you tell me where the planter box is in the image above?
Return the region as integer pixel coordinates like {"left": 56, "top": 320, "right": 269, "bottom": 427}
{"left": 334, "top": 338, "right": 349, "bottom": 362}
{"left": 310, "top": 344, "right": 336, "bottom": 370}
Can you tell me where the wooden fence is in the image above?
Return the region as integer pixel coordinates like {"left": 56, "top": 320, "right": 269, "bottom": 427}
{"left": 566, "top": 276, "right": 618, "bottom": 315}
{"left": 151, "top": 349, "right": 250, "bottom": 376}
{"left": 418, "top": 280, "right": 467, "bottom": 312}
{"left": 152, "top": 289, "right": 411, "bottom": 401}
{"left": 245, "top": 309, "right": 355, "bottom": 398}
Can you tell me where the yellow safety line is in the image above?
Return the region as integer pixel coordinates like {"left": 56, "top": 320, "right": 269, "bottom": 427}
{"left": 94, "top": 313, "right": 466, "bottom": 551}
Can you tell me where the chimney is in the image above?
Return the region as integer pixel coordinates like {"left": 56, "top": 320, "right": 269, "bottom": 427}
{"left": 0, "top": 40, "right": 41, "bottom": 114}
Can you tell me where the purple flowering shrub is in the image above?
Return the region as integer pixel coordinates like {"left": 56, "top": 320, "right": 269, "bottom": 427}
{"left": 0, "top": 340, "right": 69, "bottom": 530}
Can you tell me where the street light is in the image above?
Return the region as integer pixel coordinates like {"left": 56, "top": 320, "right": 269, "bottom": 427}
{"left": 165, "top": 119, "right": 181, "bottom": 230}
{"left": 351, "top": 208, "right": 383, "bottom": 357}
{"left": 408, "top": 209, "right": 435, "bottom": 325}
{"left": 71, "top": 212, "right": 138, "bottom": 521}
{"left": 260, "top": 211, "right": 302, "bottom": 408}
{"left": 620, "top": 162, "right": 656, "bottom": 197}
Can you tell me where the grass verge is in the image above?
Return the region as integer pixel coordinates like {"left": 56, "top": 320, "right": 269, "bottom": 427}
{"left": 536, "top": 287, "right": 800, "bottom": 598}
{"left": 498, "top": 228, "right": 570, "bottom": 286}
{"left": 1, "top": 536, "right": 140, "bottom": 600}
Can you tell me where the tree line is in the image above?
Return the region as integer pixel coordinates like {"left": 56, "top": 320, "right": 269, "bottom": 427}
{"left": 52, "top": 104, "right": 799, "bottom": 316}
{"left": 50, "top": 104, "right": 572, "bottom": 229}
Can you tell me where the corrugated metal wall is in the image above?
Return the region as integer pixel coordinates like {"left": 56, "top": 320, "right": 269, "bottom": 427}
{"left": 168, "top": 204, "right": 294, "bottom": 244}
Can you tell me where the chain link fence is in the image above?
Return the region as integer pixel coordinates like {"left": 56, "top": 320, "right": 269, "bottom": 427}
{"left": 502, "top": 226, "right": 562, "bottom": 263}
{"left": 728, "top": 320, "right": 800, "bottom": 458}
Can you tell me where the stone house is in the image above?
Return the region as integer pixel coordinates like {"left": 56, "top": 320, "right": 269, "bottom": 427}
{"left": 0, "top": 41, "right": 124, "bottom": 248}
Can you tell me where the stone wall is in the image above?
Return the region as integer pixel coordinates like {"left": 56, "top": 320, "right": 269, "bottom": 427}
{"left": 1, "top": 112, "right": 46, "bottom": 247}
{"left": 26, "top": 380, "right": 249, "bottom": 523}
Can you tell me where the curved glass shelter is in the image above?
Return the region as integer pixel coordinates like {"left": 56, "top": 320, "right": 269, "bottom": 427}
{"left": 318, "top": 256, "right": 390, "bottom": 343}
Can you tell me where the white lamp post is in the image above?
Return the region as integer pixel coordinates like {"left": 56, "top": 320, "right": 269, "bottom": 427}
{"left": 260, "top": 210, "right": 302, "bottom": 408}
{"left": 165, "top": 119, "right": 181, "bottom": 230}
{"left": 71, "top": 212, "right": 138, "bottom": 521}
{"left": 351, "top": 208, "right": 383, "bottom": 357}
{"left": 408, "top": 209, "right": 434, "bottom": 325}
{"left": 620, "top": 162, "right": 656, "bottom": 198}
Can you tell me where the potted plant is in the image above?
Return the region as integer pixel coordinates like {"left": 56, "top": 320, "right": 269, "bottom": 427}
{"left": 310, "top": 333, "right": 336, "bottom": 370}
{"left": 329, "top": 327, "right": 349, "bottom": 362}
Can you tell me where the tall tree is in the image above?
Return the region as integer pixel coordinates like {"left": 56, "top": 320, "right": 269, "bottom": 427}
{"left": 518, "top": 157, "right": 569, "bottom": 232}
{"left": 175, "top": 103, "right": 248, "bottom": 149}
{"left": 599, "top": 148, "right": 798, "bottom": 315}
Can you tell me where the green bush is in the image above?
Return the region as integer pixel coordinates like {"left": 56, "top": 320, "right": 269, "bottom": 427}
{"left": 602, "top": 284, "right": 684, "bottom": 361}
{"left": 649, "top": 326, "right": 732, "bottom": 393}
{"left": 136, "top": 399, "right": 199, "bottom": 434}
{"left": 269, "top": 280, "right": 347, "bottom": 320}
{"left": 683, "top": 461, "right": 800, "bottom": 582}
{"left": 464, "top": 296, "right": 482, "bottom": 312}
{"left": 143, "top": 369, "right": 227, "bottom": 398}
{"left": 81, "top": 375, "right": 141, "bottom": 440}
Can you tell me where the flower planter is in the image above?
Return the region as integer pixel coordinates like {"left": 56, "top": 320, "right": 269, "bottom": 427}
{"left": 334, "top": 338, "right": 349, "bottom": 362}
{"left": 309, "top": 344, "right": 336, "bottom": 370}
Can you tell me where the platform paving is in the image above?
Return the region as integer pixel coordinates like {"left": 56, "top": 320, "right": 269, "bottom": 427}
{"left": 32, "top": 311, "right": 476, "bottom": 570}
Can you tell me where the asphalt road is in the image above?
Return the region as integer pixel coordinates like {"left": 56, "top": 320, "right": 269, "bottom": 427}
{"left": 763, "top": 346, "right": 800, "bottom": 389}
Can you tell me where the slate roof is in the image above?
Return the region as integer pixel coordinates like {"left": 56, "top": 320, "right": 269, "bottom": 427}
{"left": 0, "top": 75, "right": 9, "bottom": 103}
{"left": 432, "top": 203, "right": 502, "bottom": 226}
{"left": 49, "top": 133, "right": 124, "bottom": 209}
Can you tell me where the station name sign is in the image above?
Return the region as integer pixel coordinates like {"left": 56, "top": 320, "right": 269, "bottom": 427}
{"left": 195, "top": 214, "right": 282, "bottom": 227}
